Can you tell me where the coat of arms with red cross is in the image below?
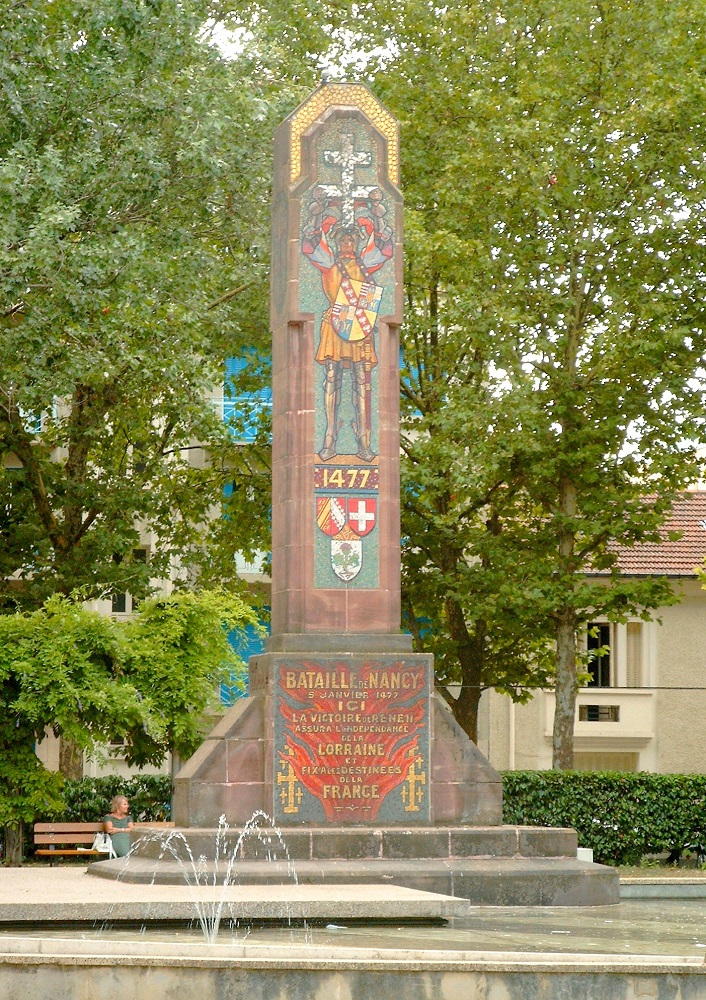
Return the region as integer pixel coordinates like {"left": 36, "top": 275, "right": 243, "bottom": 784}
{"left": 346, "top": 497, "right": 377, "bottom": 537}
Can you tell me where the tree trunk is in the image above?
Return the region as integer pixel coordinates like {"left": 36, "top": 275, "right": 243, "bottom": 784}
{"left": 552, "top": 457, "right": 579, "bottom": 769}
{"left": 447, "top": 600, "right": 484, "bottom": 744}
{"left": 453, "top": 667, "right": 482, "bottom": 744}
{"left": 59, "top": 737, "right": 84, "bottom": 780}
{"left": 4, "top": 823, "right": 24, "bottom": 866}
{"left": 552, "top": 612, "right": 578, "bottom": 768}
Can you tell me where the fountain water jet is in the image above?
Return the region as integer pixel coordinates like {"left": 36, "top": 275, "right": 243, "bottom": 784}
{"left": 105, "top": 812, "right": 300, "bottom": 942}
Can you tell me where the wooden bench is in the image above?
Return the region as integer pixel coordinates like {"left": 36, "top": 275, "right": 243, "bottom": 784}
{"left": 34, "top": 822, "right": 104, "bottom": 864}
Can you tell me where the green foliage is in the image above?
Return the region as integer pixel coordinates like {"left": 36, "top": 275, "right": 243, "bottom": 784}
{"left": 52, "top": 775, "right": 172, "bottom": 824}
{"left": 390, "top": 0, "right": 706, "bottom": 761}
{"left": 503, "top": 771, "right": 706, "bottom": 866}
{"left": 0, "top": 0, "right": 279, "bottom": 608}
{"left": 0, "top": 590, "right": 257, "bottom": 828}
{"left": 0, "top": 595, "right": 148, "bottom": 753}
{"left": 202, "top": 1, "right": 706, "bottom": 757}
{"left": 246, "top": 0, "right": 706, "bottom": 755}
{"left": 0, "top": 743, "right": 65, "bottom": 829}
{"left": 121, "top": 589, "right": 261, "bottom": 764}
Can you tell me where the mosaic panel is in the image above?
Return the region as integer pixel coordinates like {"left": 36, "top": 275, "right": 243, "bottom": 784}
{"left": 289, "top": 83, "right": 399, "bottom": 184}
{"left": 274, "top": 658, "right": 431, "bottom": 824}
{"left": 299, "top": 116, "right": 395, "bottom": 590}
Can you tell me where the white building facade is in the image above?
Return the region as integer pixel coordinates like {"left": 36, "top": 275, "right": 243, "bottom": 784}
{"left": 476, "top": 492, "right": 706, "bottom": 773}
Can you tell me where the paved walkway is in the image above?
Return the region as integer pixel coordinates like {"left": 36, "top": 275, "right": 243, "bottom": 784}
{"left": 0, "top": 865, "right": 467, "bottom": 921}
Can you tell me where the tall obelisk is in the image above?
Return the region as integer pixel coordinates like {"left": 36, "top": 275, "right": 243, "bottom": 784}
{"left": 174, "top": 84, "right": 502, "bottom": 832}
{"left": 157, "top": 86, "right": 617, "bottom": 909}
{"left": 269, "top": 83, "right": 408, "bottom": 649}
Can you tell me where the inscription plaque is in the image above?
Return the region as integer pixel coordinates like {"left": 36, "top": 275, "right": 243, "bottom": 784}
{"left": 274, "top": 658, "right": 431, "bottom": 823}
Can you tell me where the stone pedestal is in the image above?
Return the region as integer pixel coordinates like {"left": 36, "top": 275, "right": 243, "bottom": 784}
{"left": 173, "top": 651, "right": 501, "bottom": 830}
{"left": 97, "top": 820, "right": 618, "bottom": 906}
{"left": 167, "top": 646, "right": 617, "bottom": 908}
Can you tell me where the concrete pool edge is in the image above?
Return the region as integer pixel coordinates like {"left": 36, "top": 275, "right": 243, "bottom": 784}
{"left": 0, "top": 935, "right": 705, "bottom": 974}
{"left": 620, "top": 878, "right": 706, "bottom": 899}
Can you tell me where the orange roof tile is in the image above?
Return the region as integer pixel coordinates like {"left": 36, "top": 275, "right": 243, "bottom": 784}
{"left": 595, "top": 491, "right": 706, "bottom": 577}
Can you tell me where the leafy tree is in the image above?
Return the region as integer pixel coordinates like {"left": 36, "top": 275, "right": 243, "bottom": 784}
{"left": 234, "top": 0, "right": 706, "bottom": 761}
{"left": 120, "top": 589, "right": 259, "bottom": 765}
{"left": 0, "top": 589, "right": 258, "bottom": 863}
{"left": 399, "top": 278, "right": 557, "bottom": 741}
{"left": 0, "top": 0, "right": 280, "bottom": 612}
{"left": 378, "top": 0, "right": 706, "bottom": 764}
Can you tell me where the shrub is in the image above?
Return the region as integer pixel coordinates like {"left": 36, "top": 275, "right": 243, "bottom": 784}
{"left": 42, "top": 774, "right": 172, "bottom": 824}
{"left": 502, "top": 770, "right": 706, "bottom": 865}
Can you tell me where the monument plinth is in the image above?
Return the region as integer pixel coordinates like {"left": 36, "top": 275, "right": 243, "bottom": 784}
{"left": 155, "top": 85, "right": 617, "bottom": 905}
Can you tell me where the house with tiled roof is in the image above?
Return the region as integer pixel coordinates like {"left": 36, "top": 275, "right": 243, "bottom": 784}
{"left": 604, "top": 491, "right": 706, "bottom": 578}
{"left": 476, "top": 491, "right": 706, "bottom": 774}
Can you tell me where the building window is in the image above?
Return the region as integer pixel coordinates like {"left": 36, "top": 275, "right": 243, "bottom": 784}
{"left": 625, "top": 621, "right": 643, "bottom": 687}
{"left": 579, "top": 704, "right": 620, "bottom": 722}
{"left": 111, "top": 591, "right": 128, "bottom": 614}
{"left": 586, "top": 622, "right": 611, "bottom": 687}
{"left": 111, "top": 548, "right": 147, "bottom": 615}
{"left": 583, "top": 620, "right": 645, "bottom": 689}
{"left": 222, "top": 355, "right": 272, "bottom": 444}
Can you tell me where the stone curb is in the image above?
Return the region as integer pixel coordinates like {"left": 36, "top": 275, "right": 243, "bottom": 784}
{"left": 620, "top": 878, "right": 706, "bottom": 899}
{"left": 1, "top": 937, "right": 705, "bottom": 974}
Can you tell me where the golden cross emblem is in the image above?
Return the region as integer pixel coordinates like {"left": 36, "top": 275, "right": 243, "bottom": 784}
{"left": 401, "top": 746, "right": 426, "bottom": 812}
{"left": 277, "top": 748, "right": 303, "bottom": 814}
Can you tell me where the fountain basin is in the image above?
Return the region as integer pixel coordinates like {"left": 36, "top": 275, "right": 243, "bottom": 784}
{"left": 2, "top": 869, "right": 706, "bottom": 1000}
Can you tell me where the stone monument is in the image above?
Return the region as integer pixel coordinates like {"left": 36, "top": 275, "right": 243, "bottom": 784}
{"left": 132, "top": 84, "right": 617, "bottom": 904}
{"left": 174, "top": 81, "right": 500, "bottom": 834}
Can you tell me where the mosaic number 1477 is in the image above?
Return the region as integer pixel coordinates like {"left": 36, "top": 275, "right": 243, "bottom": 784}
{"left": 315, "top": 466, "right": 379, "bottom": 491}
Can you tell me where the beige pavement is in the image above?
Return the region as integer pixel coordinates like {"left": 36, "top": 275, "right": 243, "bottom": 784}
{"left": 0, "top": 865, "right": 468, "bottom": 921}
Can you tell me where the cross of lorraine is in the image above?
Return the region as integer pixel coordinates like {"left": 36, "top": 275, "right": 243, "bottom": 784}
{"left": 320, "top": 134, "right": 377, "bottom": 226}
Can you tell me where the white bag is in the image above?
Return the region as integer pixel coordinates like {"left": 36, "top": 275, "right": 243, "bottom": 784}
{"left": 92, "top": 832, "right": 117, "bottom": 858}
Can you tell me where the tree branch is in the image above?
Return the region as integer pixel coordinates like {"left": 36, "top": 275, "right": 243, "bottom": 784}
{"left": 1, "top": 404, "right": 65, "bottom": 552}
{"left": 206, "top": 283, "right": 252, "bottom": 310}
{"left": 2, "top": 302, "right": 25, "bottom": 319}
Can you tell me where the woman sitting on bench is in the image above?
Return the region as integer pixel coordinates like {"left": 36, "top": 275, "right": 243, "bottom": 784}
{"left": 102, "top": 795, "right": 134, "bottom": 858}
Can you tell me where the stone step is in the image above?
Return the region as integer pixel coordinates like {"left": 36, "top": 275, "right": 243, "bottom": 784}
{"left": 0, "top": 881, "right": 469, "bottom": 924}
{"left": 88, "top": 855, "right": 618, "bottom": 906}
{"left": 128, "top": 824, "right": 577, "bottom": 862}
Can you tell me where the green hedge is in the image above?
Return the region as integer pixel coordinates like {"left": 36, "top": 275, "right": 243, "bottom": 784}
{"left": 28, "top": 769, "right": 706, "bottom": 867}
{"left": 502, "top": 770, "right": 706, "bottom": 866}
{"left": 45, "top": 774, "right": 172, "bottom": 824}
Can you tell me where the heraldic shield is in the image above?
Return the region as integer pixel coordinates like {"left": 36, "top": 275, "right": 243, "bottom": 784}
{"left": 316, "top": 496, "right": 346, "bottom": 537}
{"left": 332, "top": 279, "right": 383, "bottom": 342}
{"left": 347, "top": 497, "right": 377, "bottom": 536}
{"left": 331, "top": 529, "right": 363, "bottom": 581}
{"left": 316, "top": 496, "right": 377, "bottom": 582}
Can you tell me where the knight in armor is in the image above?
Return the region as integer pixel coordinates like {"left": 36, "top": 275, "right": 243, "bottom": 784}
{"left": 302, "top": 188, "right": 393, "bottom": 462}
